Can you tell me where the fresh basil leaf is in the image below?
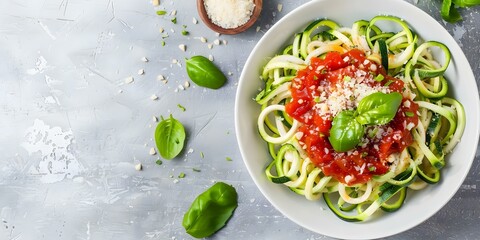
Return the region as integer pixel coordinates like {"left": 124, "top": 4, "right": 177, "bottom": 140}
{"left": 183, "top": 182, "right": 238, "bottom": 238}
{"left": 356, "top": 92, "right": 402, "bottom": 125}
{"left": 329, "top": 110, "right": 365, "bottom": 152}
{"left": 186, "top": 55, "right": 227, "bottom": 89}
{"left": 441, "top": 0, "right": 463, "bottom": 23}
{"left": 154, "top": 115, "right": 186, "bottom": 160}
{"left": 453, "top": 0, "right": 480, "bottom": 8}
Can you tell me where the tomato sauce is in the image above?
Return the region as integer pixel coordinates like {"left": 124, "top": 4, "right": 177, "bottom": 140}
{"left": 285, "top": 49, "right": 419, "bottom": 185}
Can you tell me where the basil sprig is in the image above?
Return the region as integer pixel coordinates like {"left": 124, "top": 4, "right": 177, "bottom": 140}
{"left": 186, "top": 55, "right": 227, "bottom": 89}
{"left": 154, "top": 115, "right": 186, "bottom": 159}
{"left": 356, "top": 92, "right": 403, "bottom": 125}
{"left": 441, "top": 0, "right": 480, "bottom": 23}
{"left": 329, "top": 92, "right": 403, "bottom": 152}
{"left": 183, "top": 182, "right": 238, "bottom": 238}
{"left": 329, "top": 110, "right": 365, "bottom": 152}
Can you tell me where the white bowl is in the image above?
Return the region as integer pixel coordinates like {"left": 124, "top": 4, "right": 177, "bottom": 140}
{"left": 235, "top": 0, "right": 480, "bottom": 239}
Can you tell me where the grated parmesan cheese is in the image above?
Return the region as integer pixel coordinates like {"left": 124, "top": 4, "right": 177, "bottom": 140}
{"left": 204, "top": 0, "right": 255, "bottom": 29}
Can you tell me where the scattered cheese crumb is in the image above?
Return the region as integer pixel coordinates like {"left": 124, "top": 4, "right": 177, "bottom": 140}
{"left": 187, "top": 148, "right": 194, "bottom": 154}
{"left": 152, "top": 0, "right": 159, "bottom": 6}
{"left": 277, "top": 4, "right": 283, "bottom": 12}
{"left": 213, "top": 39, "right": 221, "bottom": 45}
{"left": 149, "top": 147, "right": 157, "bottom": 155}
{"left": 172, "top": 59, "right": 178, "bottom": 64}
{"left": 178, "top": 44, "right": 186, "bottom": 52}
{"left": 184, "top": 81, "right": 190, "bottom": 88}
{"left": 192, "top": 17, "right": 198, "bottom": 24}
{"left": 135, "top": 163, "right": 143, "bottom": 171}
{"left": 170, "top": 10, "right": 177, "bottom": 16}
{"left": 141, "top": 57, "right": 149, "bottom": 62}
{"left": 208, "top": 55, "right": 214, "bottom": 61}
{"left": 159, "top": 27, "right": 164, "bottom": 33}
{"left": 207, "top": 44, "right": 213, "bottom": 49}
{"left": 152, "top": 116, "right": 158, "bottom": 122}
{"left": 200, "top": 37, "right": 207, "bottom": 43}
{"left": 150, "top": 94, "right": 159, "bottom": 100}
{"left": 222, "top": 40, "right": 228, "bottom": 45}
{"left": 157, "top": 74, "right": 165, "bottom": 81}
{"left": 178, "top": 85, "right": 185, "bottom": 91}
{"left": 125, "top": 76, "right": 134, "bottom": 84}
{"left": 118, "top": 89, "right": 123, "bottom": 93}
{"left": 256, "top": 26, "right": 261, "bottom": 32}
{"left": 173, "top": 179, "right": 179, "bottom": 183}
{"left": 228, "top": 71, "right": 233, "bottom": 76}
{"left": 138, "top": 69, "right": 145, "bottom": 75}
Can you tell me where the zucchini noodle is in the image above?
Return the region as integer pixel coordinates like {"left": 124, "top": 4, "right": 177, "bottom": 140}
{"left": 257, "top": 16, "right": 465, "bottom": 221}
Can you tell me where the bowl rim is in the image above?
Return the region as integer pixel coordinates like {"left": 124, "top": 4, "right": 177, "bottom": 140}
{"left": 235, "top": 0, "right": 480, "bottom": 239}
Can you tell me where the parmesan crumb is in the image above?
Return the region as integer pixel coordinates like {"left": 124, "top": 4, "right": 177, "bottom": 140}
{"left": 295, "top": 132, "right": 304, "bottom": 140}
{"left": 222, "top": 40, "right": 228, "bottom": 45}
{"left": 135, "top": 163, "right": 143, "bottom": 171}
{"left": 152, "top": 0, "right": 159, "bottom": 6}
{"left": 172, "top": 59, "right": 178, "bottom": 64}
{"left": 152, "top": 116, "right": 158, "bottom": 122}
{"left": 149, "top": 147, "right": 157, "bottom": 155}
{"left": 200, "top": 37, "right": 207, "bottom": 43}
{"left": 150, "top": 94, "right": 159, "bottom": 100}
{"left": 277, "top": 4, "right": 283, "bottom": 12}
{"left": 208, "top": 55, "right": 214, "bottom": 61}
{"left": 159, "top": 27, "right": 164, "bottom": 33}
{"left": 184, "top": 81, "right": 190, "bottom": 88}
{"left": 170, "top": 10, "right": 177, "bottom": 16}
{"left": 138, "top": 69, "right": 145, "bottom": 75}
{"left": 256, "top": 26, "right": 261, "bottom": 32}
{"left": 125, "top": 76, "right": 134, "bottom": 84}
{"left": 192, "top": 17, "right": 198, "bottom": 24}
{"left": 207, "top": 44, "right": 213, "bottom": 49}
{"left": 141, "top": 57, "right": 149, "bottom": 62}
{"left": 213, "top": 39, "right": 221, "bottom": 45}
{"left": 178, "top": 44, "right": 186, "bottom": 52}
{"left": 157, "top": 74, "right": 165, "bottom": 81}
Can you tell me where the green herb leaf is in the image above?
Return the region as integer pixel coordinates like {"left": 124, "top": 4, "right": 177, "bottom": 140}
{"left": 182, "top": 30, "right": 189, "bottom": 36}
{"left": 356, "top": 92, "right": 403, "bottom": 125}
{"left": 441, "top": 0, "right": 463, "bottom": 22}
{"left": 384, "top": 80, "right": 394, "bottom": 86}
{"left": 405, "top": 111, "right": 414, "bottom": 117}
{"left": 192, "top": 168, "right": 201, "bottom": 172}
{"left": 186, "top": 55, "right": 227, "bottom": 89}
{"left": 182, "top": 182, "right": 238, "bottom": 238}
{"left": 156, "top": 10, "right": 167, "bottom": 15}
{"left": 155, "top": 160, "right": 163, "bottom": 165}
{"left": 179, "top": 172, "right": 185, "bottom": 178}
{"left": 154, "top": 115, "right": 186, "bottom": 160}
{"left": 171, "top": 17, "right": 177, "bottom": 24}
{"left": 329, "top": 110, "right": 365, "bottom": 152}
{"left": 226, "top": 157, "right": 232, "bottom": 161}
{"left": 177, "top": 104, "right": 186, "bottom": 112}
{"left": 374, "top": 74, "right": 385, "bottom": 82}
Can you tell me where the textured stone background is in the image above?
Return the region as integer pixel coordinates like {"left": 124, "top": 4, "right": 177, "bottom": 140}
{"left": 0, "top": 0, "right": 478, "bottom": 239}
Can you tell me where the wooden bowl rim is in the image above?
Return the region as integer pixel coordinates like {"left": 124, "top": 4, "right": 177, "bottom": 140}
{"left": 197, "top": 0, "right": 263, "bottom": 35}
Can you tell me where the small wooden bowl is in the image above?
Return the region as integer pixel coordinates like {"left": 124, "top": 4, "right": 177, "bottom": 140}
{"left": 197, "top": 0, "right": 263, "bottom": 35}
